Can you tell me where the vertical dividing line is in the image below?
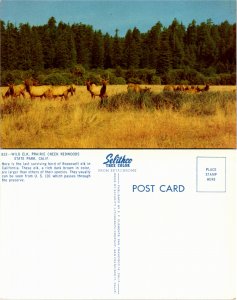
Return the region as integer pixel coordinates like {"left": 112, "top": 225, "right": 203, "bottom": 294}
{"left": 196, "top": 157, "right": 198, "bottom": 192}
{"left": 113, "top": 171, "right": 117, "bottom": 295}
{"left": 113, "top": 172, "right": 121, "bottom": 295}
{"left": 117, "top": 172, "right": 121, "bottom": 294}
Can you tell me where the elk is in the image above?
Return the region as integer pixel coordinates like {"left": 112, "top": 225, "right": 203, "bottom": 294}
{"left": 70, "top": 84, "right": 76, "bottom": 95}
{"left": 86, "top": 79, "right": 108, "bottom": 99}
{"left": 12, "top": 84, "right": 26, "bottom": 99}
{"left": 184, "top": 86, "right": 199, "bottom": 94}
{"left": 196, "top": 84, "right": 210, "bottom": 92}
{"left": 1, "top": 84, "right": 25, "bottom": 99}
{"left": 127, "top": 83, "right": 151, "bottom": 93}
{"left": 24, "top": 80, "right": 51, "bottom": 99}
{"left": 1, "top": 85, "right": 13, "bottom": 99}
{"left": 163, "top": 85, "right": 177, "bottom": 92}
{"left": 47, "top": 85, "right": 75, "bottom": 100}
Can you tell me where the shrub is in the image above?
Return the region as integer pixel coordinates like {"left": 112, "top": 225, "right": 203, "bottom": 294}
{"left": 163, "top": 69, "right": 184, "bottom": 84}
{"left": 115, "top": 66, "right": 125, "bottom": 78}
{"left": 70, "top": 64, "right": 86, "bottom": 77}
{"left": 85, "top": 73, "right": 101, "bottom": 84}
{"left": 162, "top": 68, "right": 208, "bottom": 85}
{"left": 219, "top": 73, "right": 236, "bottom": 85}
{"left": 200, "top": 67, "right": 217, "bottom": 76}
{"left": 42, "top": 73, "right": 72, "bottom": 85}
{"left": 180, "top": 80, "right": 189, "bottom": 85}
{"left": 0, "top": 98, "right": 32, "bottom": 115}
{"left": 1, "top": 72, "right": 15, "bottom": 85}
{"left": 152, "top": 92, "right": 184, "bottom": 111}
{"left": 184, "top": 93, "right": 217, "bottom": 116}
{"left": 103, "top": 92, "right": 129, "bottom": 111}
{"left": 126, "top": 77, "right": 142, "bottom": 84}
{"left": 150, "top": 75, "right": 161, "bottom": 84}
{"left": 205, "top": 75, "right": 221, "bottom": 85}
{"left": 109, "top": 76, "right": 126, "bottom": 85}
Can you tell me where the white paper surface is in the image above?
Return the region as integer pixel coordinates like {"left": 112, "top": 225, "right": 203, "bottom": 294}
{"left": 0, "top": 149, "right": 235, "bottom": 299}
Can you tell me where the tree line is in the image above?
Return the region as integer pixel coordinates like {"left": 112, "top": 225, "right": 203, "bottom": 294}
{"left": 0, "top": 17, "right": 236, "bottom": 82}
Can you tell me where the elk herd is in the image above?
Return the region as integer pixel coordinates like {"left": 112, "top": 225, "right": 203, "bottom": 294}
{"left": 1, "top": 80, "right": 76, "bottom": 100}
{"left": 163, "top": 84, "right": 210, "bottom": 93}
{"left": 1, "top": 79, "right": 210, "bottom": 101}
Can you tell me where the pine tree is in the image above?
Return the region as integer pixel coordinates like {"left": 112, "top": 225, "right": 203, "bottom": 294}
{"left": 140, "top": 34, "right": 149, "bottom": 68}
{"left": 18, "top": 23, "right": 33, "bottom": 70}
{"left": 197, "top": 20, "right": 218, "bottom": 68}
{"left": 55, "top": 22, "right": 77, "bottom": 68}
{"left": 91, "top": 30, "right": 104, "bottom": 68}
{"left": 4, "top": 22, "right": 19, "bottom": 70}
{"left": 40, "top": 18, "right": 57, "bottom": 68}
{"left": 184, "top": 20, "right": 198, "bottom": 68}
{"left": 217, "top": 21, "right": 236, "bottom": 72}
{"left": 0, "top": 17, "right": 235, "bottom": 75}
{"left": 123, "top": 27, "right": 142, "bottom": 68}
{"left": 72, "top": 23, "right": 94, "bottom": 68}
{"left": 68, "top": 28, "right": 77, "bottom": 68}
{"left": 131, "top": 27, "right": 142, "bottom": 67}
{"left": 145, "top": 22, "right": 162, "bottom": 68}
{"left": 0, "top": 21, "right": 7, "bottom": 70}
{"left": 156, "top": 30, "right": 171, "bottom": 75}
{"left": 123, "top": 29, "right": 133, "bottom": 68}
{"left": 112, "top": 29, "right": 122, "bottom": 67}
{"left": 103, "top": 33, "right": 113, "bottom": 69}
{"left": 168, "top": 19, "right": 185, "bottom": 68}
{"left": 42, "top": 29, "right": 55, "bottom": 68}
{"left": 31, "top": 27, "right": 44, "bottom": 70}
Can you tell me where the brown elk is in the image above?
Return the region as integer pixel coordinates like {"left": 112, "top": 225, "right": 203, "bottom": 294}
{"left": 127, "top": 83, "right": 151, "bottom": 93}
{"left": 86, "top": 79, "right": 108, "bottom": 99}
{"left": 1, "top": 83, "right": 25, "bottom": 99}
{"left": 163, "top": 85, "right": 177, "bottom": 92}
{"left": 47, "top": 85, "right": 75, "bottom": 100}
{"left": 12, "top": 84, "right": 26, "bottom": 98}
{"left": 1, "top": 85, "right": 14, "bottom": 99}
{"left": 24, "top": 80, "right": 51, "bottom": 99}
{"left": 196, "top": 84, "right": 210, "bottom": 92}
{"left": 163, "top": 84, "right": 209, "bottom": 93}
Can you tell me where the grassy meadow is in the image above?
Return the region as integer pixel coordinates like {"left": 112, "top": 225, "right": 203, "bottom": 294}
{"left": 0, "top": 85, "right": 236, "bottom": 148}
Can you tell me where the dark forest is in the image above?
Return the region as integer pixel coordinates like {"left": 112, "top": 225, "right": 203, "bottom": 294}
{"left": 1, "top": 17, "right": 236, "bottom": 85}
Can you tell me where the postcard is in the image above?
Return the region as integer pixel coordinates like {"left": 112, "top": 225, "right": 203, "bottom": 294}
{"left": 0, "top": 0, "right": 236, "bottom": 299}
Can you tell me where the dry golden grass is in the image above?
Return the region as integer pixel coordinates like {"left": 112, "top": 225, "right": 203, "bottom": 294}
{"left": 0, "top": 85, "right": 236, "bottom": 148}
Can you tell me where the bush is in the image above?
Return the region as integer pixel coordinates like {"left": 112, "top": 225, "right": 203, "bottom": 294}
{"left": 0, "top": 98, "right": 32, "bottom": 115}
{"left": 163, "top": 69, "right": 184, "bottom": 84}
{"left": 179, "top": 80, "right": 189, "bottom": 85}
{"left": 109, "top": 76, "right": 126, "bottom": 85}
{"left": 101, "top": 89, "right": 236, "bottom": 115}
{"left": 205, "top": 75, "right": 221, "bottom": 85}
{"left": 1, "top": 70, "right": 30, "bottom": 85}
{"left": 219, "top": 73, "right": 236, "bottom": 85}
{"left": 102, "top": 91, "right": 154, "bottom": 111}
{"left": 124, "top": 68, "right": 159, "bottom": 84}
{"left": 126, "top": 77, "right": 142, "bottom": 84}
{"left": 70, "top": 64, "right": 86, "bottom": 77}
{"left": 185, "top": 70, "right": 206, "bottom": 85}
{"left": 1, "top": 72, "right": 15, "bottom": 85}
{"left": 103, "top": 92, "right": 129, "bottom": 111}
{"left": 200, "top": 67, "right": 217, "bottom": 76}
{"left": 114, "top": 66, "right": 125, "bottom": 78}
{"left": 42, "top": 73, "right": 72, "bottom": 85}
{"left": 150, "top": 75, "right": 161, "bottom": 84}
{"left": 152, "top": 92, "right": 184, "bottom": 111}
{"left": 185, "top": 93, "right": 217, "bottom": 116}
{"left": 85, "top": 72, "right": 102, "bottom": 84}
{"left": 162, "top": 68, "right": 208, "bottom": 85}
